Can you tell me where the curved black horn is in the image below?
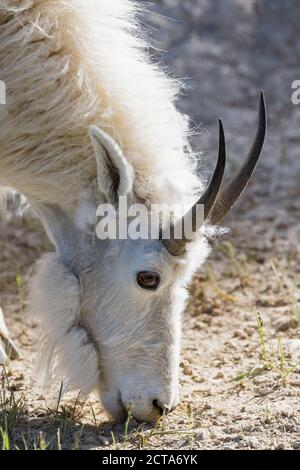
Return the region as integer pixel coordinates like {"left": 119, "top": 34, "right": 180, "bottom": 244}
{"left": 209, "top": 92, "right": 267, "bottom": 225}
{"left": 162, "top": 120, "right": 226, "bottom": 256}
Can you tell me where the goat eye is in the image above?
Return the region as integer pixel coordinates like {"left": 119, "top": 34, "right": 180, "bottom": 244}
{"left": 137, "top": 271, "right": 160, "bottom": 290}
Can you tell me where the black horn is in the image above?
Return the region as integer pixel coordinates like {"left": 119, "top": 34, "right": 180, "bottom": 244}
{"left": 162, "top": 120, "right": 226, "bottom": 256}
{"left": 209, "top": 92, "right": 267, "bottom": 225}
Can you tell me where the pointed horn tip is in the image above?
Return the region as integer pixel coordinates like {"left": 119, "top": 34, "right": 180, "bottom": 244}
{"left": 259, "top": 91, "right": 267, "bottom": 121}
{"left": 218, "top": 119, "right": 225, "bottom": 141}
{"left": 260, "top": 91, "right": 266, "bottom": 108}
{"left": 218, "top": 118, "right": 224, "bottom": 134}
{"left": 258, "top": 92, "right": 267, "bottom": 141}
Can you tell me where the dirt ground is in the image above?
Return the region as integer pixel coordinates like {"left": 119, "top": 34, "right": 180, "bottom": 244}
{"left": 0, "top": 0, "right": 299, "bottom": 450}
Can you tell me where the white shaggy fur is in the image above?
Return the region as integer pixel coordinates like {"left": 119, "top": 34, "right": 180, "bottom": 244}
{"left": 30, "top": 253, "right": 100, "bottom": 394}
{"left": 0, "top": 0, "right": 212, "bottom": 421}
{"left": 0, "top": 0, "right": 200, "bottom": 211}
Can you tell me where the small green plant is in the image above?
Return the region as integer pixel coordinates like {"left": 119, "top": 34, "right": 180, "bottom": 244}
{"left": 278, "top": 336, "right": 285, "bottom": 378}
{"left": 186, "top": 403, "right": 195, "bottom": 449}
{"left": 0, "top": 367, "right": 25, "bottom": 436}
{"left": 34, "top": 432, "right": 48, "bottom": 450}
{"left": 111, "top": 430, "right": 118, "bottom": 450}
{"left": 123, "top": 402, "right": 134, "bottom": 443}
{"left": 234, "top": 312, "right": 300, "bottom": 384}
{"left": 15, "top": 265, "right": 26, "bottom": 309}
{"left": 41, "top": 385, "right": 84, "bottom": 450}
{"left": 138, "top": 405, "right": 197, "bottom": 450}
{"left": 56, "top": 428, "right": 62, "bottom": 451}
{"left": 0, "top": 427, "right": 10, "bottom": 450}
{"left": 234, "top": 365, "right": 268, "bottom": 382}
{"left": 256, "top": 312, "right": 271, "bottom": 367}
{"left": 52, "top": 380, "right": 64, "bottom": 423}
{"left": 263, "top": 400, "right": 274, "bottom": 424}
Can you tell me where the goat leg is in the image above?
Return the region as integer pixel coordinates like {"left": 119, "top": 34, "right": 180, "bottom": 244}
{"left": 0, "top": 307, "right": 20, "bottom": 364}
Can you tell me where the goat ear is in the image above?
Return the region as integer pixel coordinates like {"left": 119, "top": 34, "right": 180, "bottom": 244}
{"left": 89, "top": 126, "right": 134, "bottom": 204}
{"left": 33, "top": 203, "right": 81, "bottom": 256}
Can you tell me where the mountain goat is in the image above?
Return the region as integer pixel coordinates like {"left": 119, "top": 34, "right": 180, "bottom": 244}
{"left": 0, "top": 0, "right": 266, "bottom": 422}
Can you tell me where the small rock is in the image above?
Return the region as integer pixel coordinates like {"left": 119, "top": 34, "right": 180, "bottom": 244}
{"left": 274, "top": 317, "right": 298, "bottom": 332}
{"left": 255, "top": 387, "right": 271, "bottom": 396}
{"left": 215, "top": 371, "right": 224, "bottom": 379}
{"left": 202, "top": 304, "right": 213, "bottom": 314}
{"left": 290, "top": 379, "right": 300, "bottom": 387}
{"left": 193, "top": 375, "right": 205, "bottom": 383}
{"left": 182, "top": 363, "right": 193, "bottom": 376}
{"left": 99, "top": 435, "right": 110, "bottom": 446}
{"left": 245, "top": 327, "right": 254, "bottom": 336}
{"left": 245, "top": 437, "right": 259, "bottom": 449}
{"left": 196, "top": 429, "right": 210, "bottom": 441}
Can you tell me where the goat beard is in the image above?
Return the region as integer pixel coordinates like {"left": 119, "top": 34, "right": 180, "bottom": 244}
{"left": 29, "top": 253, "right": 100, "bottom": 396}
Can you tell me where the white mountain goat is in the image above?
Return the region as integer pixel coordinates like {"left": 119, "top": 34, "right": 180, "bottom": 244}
{"left": 0, "top": 0, "right": 266, "bottom": 422}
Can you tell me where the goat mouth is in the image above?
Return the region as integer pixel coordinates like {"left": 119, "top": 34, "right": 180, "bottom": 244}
{"left": 100, "top": 394, "right": 163, "bottom": 424}
{"left": 99, "top": 391, "right": 128, "bottom": 423}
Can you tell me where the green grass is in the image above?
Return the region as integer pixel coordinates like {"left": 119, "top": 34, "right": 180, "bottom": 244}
{"left": 0, "top": 369, "right": 87, "bottom": 450}
{"left": 0, "top": 367, "right": 25, "bottom": 445}
{"left": 15, "top": 265, "right": 26, "bottom": 310}
{"left": 137, "top": 404, "right": 197, "bottom": 450}
{"left": 234, "top": 312, "right": 300, "bottom": 384}
{"left": 0, "top": 365, "right": 42, "bottom": 450}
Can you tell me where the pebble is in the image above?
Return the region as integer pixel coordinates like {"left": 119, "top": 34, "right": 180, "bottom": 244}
{"left": 214, "top": 371, "right": 225, "bottom": 379}
{"left": 245, "top": 437, "right": 260, "bottom": 448}
{"left": 255, "top": 387, "right": 271, "bottom": 396}
{"left": 99, "top": 436, "right": 110, "bottom": 446}
{"left": 195, "top": 429, "right": 210, "bottom": 441}
{"left": 233, "top": 330, "right": 247, "bottom": 339}
{"left": 290, "top": 379, "right": 300, "bottom": 387}
{"left": 274, "top": 317, "right": 297, "bottom": 332}
{"left": 193, "top": 375, "right": 205, "bottom": 383}
{"left": 182, "top": 364, "right": 193, "bottom": 376}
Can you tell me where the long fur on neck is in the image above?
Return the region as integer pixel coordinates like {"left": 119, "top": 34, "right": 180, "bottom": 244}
{"left": 29, "top": 253, "right": 100, "bottom": 394}
{"left": 0, "top": 0, "right": 201, "bottom": 212}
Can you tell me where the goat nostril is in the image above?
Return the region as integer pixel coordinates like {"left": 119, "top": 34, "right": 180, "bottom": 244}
{"left": 153, "top": 399, "right": 169, "bottom": 416}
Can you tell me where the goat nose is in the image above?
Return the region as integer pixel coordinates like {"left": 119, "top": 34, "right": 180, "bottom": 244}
{"left": 124, "top": 399, "right": 162, "bottom": 423}
{"left": 121, "top": 397, "right": 176, "bottom": 423}
{"left": 152, "top": 399, "right": 174, "bottom": 416}
{"left": 152, "top": 399, "right": 164, "bottom": 416}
